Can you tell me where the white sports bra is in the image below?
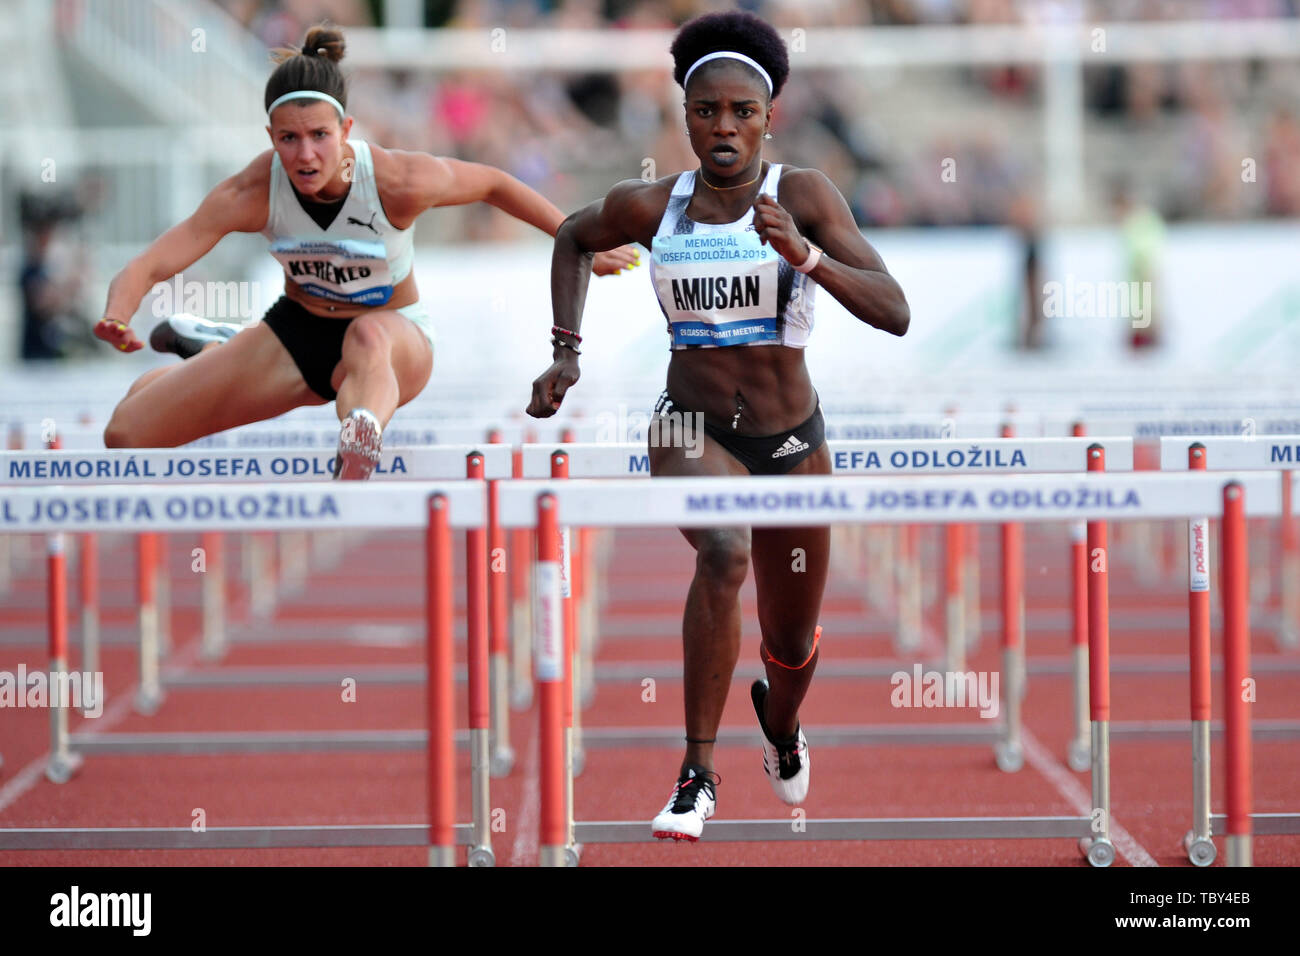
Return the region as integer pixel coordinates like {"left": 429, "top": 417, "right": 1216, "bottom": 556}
{"left": 649, "top": 163, "right": 816, "bottom": 350}
{"left": 262, "top": 140, "right": 415, "bottom": 307}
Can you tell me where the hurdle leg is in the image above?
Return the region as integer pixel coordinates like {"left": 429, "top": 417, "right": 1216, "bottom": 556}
{"left": 894, "top": 525, "right": 921, "bottom": 656}
{"left": 944, "top": 525, "right": 966, "bottom": 673}
{"left": 156, "top": 535, "right": 171, "bottom": 656}
{"left": 79, "top": 533, "right": 100, "bottom": 716}
{"left": 46, "top": 532, "right": 83, "bottom": 784}
{"left": 1222, "top": 482, "right": 1252, "bottom": 867}
{"left": 867, "top": 526, "right": 892, "bottom": 610}
{"left": 1184, "top": 444, "right": 1216, "bottom": 865}
{"left": 994, "top": 517, "right": 1024, "bottom": 773}
{"left": 1079, "top": 445, "right": 1115, "bottom": 867}
{"left": 1249, "top": 518, "right": 1271, "bottom": 605}
{"left": 276, "top": 532, "right": 304, "bottom": 597}
{"left": 510, "top": 445, "right": 534, "bottom": 710}
{"left": 570, "top": 525, "right": 586, "bottom": 777}
{"left": 1280, "top": 471, "right": 1297, "bottom": 647}
{"left": 1067, "top": 519, "right": 1090, "bottom": 770}
{"left": 200, "top": 532, "right": 227, "bottom": 660}
{"left": 427, "top": 495, "right": 457, "bottom": 867}
{"left": 465, "top": 453, "right": 496, "bottom": 866}
{"left": 964, "top": 523, "right": 981, "bottom": 651}
{"left": 487, "top": 477, "right": 514, "bottom": 777}
{"left": 578, "top": 527, "right": 598, "bottom": 710}
{"left": 536, "top": 493, "right": 568, "bottom": 867}
{"left": 562, "top": 525, "right": 581, "bottom": 863}
{"left": 0, "top": 533, "right": 10, "bottom": 597}
{"left": 135, "top": 532, "right": 164, "bottom": 715}
{"left": 247, "top": 531, "right": 276, "bottom": 619}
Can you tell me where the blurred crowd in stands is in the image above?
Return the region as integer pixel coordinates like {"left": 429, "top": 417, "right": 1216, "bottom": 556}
{"left": 209, "top": 0, "right": 1300, "bottom": 237}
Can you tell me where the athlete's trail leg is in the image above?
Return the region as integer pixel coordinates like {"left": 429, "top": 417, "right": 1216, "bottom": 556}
{"left": 750, "top": 445, "right": 833, "bottom": 739}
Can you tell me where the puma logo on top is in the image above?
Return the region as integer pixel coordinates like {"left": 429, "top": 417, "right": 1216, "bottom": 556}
{"left": 348, "top": 212, "right": 379, "bottom": 234}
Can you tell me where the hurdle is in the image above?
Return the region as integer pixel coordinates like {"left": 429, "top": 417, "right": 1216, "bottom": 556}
{"left": 501, "top": 468, "right": 1285, "bottom": 866}
{"left": 0, "top": 447, "right": 516, "bottom": 807}
{"left": 1160, "top": 436, "right": 1300, "bottom": 866}
{"left": 1161, "top": 436, "right": 1300, "bottom": 651}
{"left": 520, "top": 436, "right": 1135, "bottom": 775}
{"left": 0, "top": 479, "right": 485, "bottom": 865}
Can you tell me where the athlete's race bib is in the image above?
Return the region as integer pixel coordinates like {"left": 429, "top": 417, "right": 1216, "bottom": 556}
{"left": 652, "top": 230, "right": 780, "bottom": 347}
{"left": 270, "top": 238, "right": 394, "bottom": 306}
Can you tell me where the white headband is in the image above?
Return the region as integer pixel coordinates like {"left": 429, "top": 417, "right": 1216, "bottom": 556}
{"left": 266, "top": 90, "right": 345, "bottom": 121}
{"left": 683, "top": 51, "right": 773, "bottom": 96}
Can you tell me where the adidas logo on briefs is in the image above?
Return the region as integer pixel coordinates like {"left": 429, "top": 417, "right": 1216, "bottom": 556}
{"left": 771, "top": 434, "right": 811, "bottom": 458}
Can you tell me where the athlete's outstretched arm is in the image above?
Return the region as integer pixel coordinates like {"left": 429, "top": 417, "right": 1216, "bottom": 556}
{"left": 96, "top": 155, "right": 271, "bottom": 353}
{"left": 753, "top": 168, "right": 910, "bottom": 337}
{"left": 409, "top": 155, "right": 638, "bottom": 276}
{"left": 527, "top": 179, "right": 651, "bottom": 418}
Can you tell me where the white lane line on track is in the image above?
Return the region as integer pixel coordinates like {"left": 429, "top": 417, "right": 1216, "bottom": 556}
{"left": 0, "top": 640, "right": 203, "bottom": 816}
{"left": 904, "top": 599, "right": 1159, "bottom": 867}
{"left": 1021, "top": 729, "right": 1159, "bottom": 867}
{"left": 509, "top": 716, "right": 540, "bottom": 868}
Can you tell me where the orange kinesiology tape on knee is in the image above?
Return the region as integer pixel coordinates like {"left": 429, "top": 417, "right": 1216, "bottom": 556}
{"left": 762, "top": 625, "right": 822, "bottom": 671}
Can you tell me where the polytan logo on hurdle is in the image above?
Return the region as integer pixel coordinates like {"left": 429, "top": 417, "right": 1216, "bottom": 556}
{"left": 1189, "top": 518, "right": 1210, "bottom": 592}
{"left": 1041, "top": 275, "right": 1153, "bottom": 328}
{"left": 890, "top": 664, "right": 999, "bottom": 719}
{"left": 150, "top": 272, "right": 265, "bottom": 321}
{"left": 50, "top": 886, "right": 151, "bottom": 936}
{"left": 0, "top": 665, "right": 103, "bottom": 718}
{"left": 594, "top": 404, "right": 705, "bottom": 459}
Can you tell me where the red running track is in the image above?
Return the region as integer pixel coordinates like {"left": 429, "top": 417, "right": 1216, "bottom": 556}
{"left": 0, "top": 522, "right": 1297, "bottom": 866}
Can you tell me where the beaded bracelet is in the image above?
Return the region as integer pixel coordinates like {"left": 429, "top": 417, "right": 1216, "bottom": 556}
{"left": 552, "top": 336, "right": 581, "bottom": 355}
{"left": 551, "top": 326, "right": 582, "bottom": 344}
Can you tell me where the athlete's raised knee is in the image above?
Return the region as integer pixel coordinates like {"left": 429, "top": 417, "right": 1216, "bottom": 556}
{"left": 103, "top": 413, "right": 136, "bottom": 449}
{"left": 341, "top": 313, "right": 393, "bottom": 362}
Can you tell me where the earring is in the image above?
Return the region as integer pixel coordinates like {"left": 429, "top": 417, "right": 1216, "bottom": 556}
{"left": 764, "top": 132, "right": 773, "bottom": 140}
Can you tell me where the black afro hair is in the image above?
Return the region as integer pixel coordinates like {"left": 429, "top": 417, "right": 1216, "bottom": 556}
{"left": 670, "top": 11, "right": 790, "bottom": 100}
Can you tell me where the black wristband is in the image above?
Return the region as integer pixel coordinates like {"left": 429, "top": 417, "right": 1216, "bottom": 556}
{"left": 552, "top": 336, "right": 581, "bottom": 355}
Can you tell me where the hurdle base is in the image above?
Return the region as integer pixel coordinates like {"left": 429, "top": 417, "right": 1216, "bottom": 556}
{"left": 490, "top": 745, "right": 516, "bottom": 778}
{"left": 1078, "top": 835, "right": 1115, "bottom": 868}
{"left": 1066, "top": 737, "right": 1090, "bottom": 772}
{"left": 993, "top": 740, "right": 1023, "bottom": 774}
{"left": 1183, "top": 829, "right": 1216, "bottom": 867}
{"left": 133, "top": 687, "right": 165, "bottom": 716}
{"left": 45, "top": 751, "right": 83, "bottom": 785}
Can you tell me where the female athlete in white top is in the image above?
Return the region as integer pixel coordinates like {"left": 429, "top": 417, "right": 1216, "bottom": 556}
{"left": 96, "top": 24, "right": 635, "bottom": 478}
{"left": 528, "top": 11, "right": 909, "bottom": 840}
